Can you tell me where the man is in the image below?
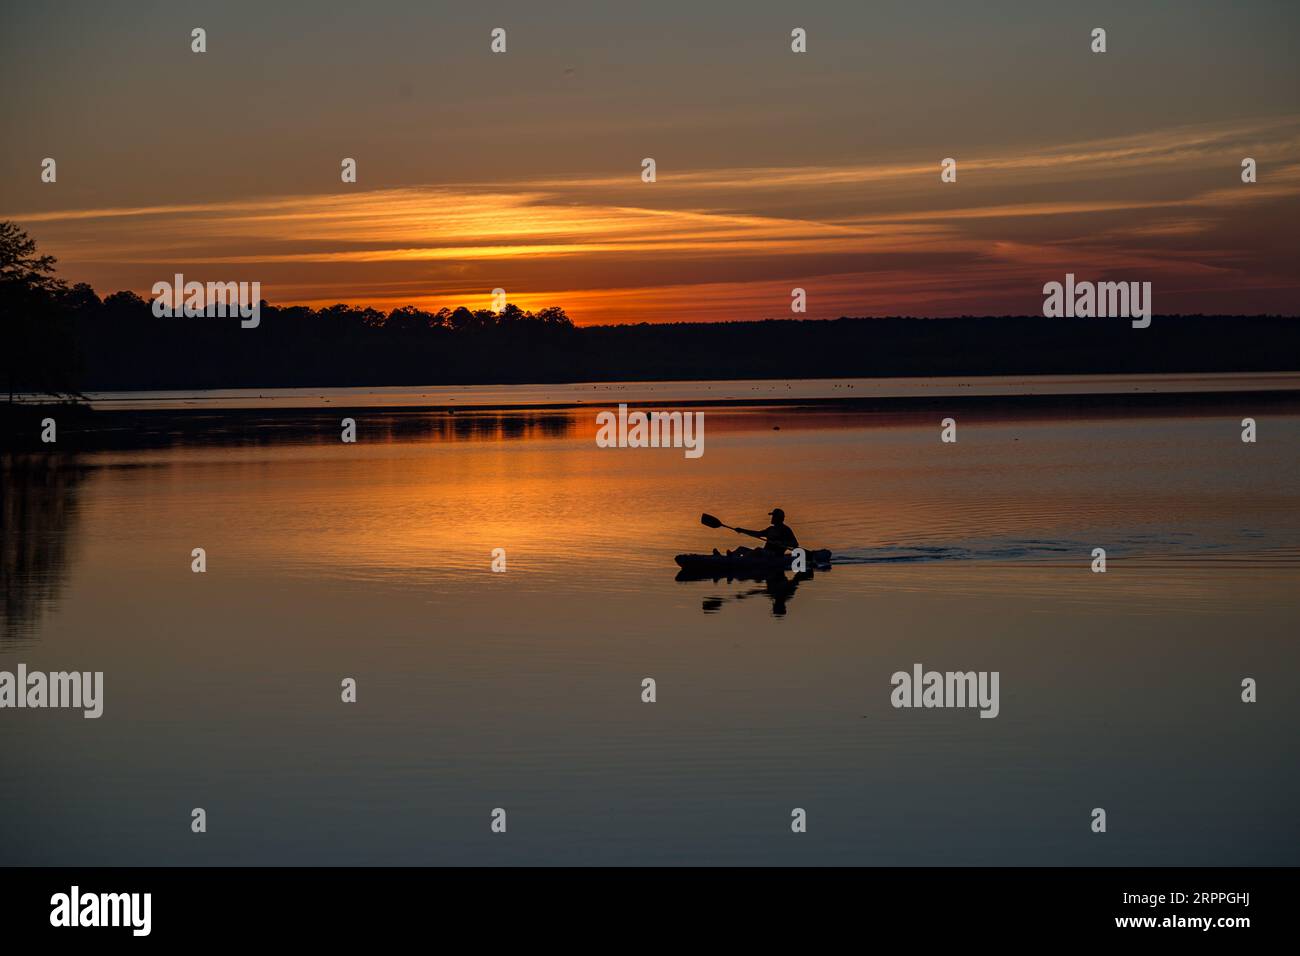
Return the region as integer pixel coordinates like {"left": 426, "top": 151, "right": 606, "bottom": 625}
{"left": 725, "top": 508, "right": 799, "bottom": 558}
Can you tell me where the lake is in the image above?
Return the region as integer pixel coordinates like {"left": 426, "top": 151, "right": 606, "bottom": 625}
{"left": 2, "top": 375, "right": 1298, "bottom": 865}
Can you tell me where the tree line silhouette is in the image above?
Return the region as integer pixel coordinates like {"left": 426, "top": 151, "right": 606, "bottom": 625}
{"left": 3, "top": 221, "right": 1298, "bottom": 396}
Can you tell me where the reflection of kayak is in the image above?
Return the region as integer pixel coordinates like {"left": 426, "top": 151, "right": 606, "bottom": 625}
{"left": 674, "top": 549, "right": 832, "bottom": 575}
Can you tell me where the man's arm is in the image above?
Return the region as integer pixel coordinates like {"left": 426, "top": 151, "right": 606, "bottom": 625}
{"left": 733, "top": 527, "right": 770, "bottom": 541}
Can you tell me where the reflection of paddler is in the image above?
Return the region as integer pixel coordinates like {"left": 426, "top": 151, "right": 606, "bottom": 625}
{"left": 764, "top": 570, "right": 810, "bottom": 616}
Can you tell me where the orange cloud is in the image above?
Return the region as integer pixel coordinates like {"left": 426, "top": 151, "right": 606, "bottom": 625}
{"left": 7, "top": 116, "right": 1300, "bottom": 321}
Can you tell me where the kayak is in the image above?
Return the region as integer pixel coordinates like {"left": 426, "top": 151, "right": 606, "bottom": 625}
{"left": 674, "top": 549, "right": 832, "bottom": 575}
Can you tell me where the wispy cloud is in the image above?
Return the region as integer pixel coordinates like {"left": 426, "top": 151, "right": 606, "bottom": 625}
{"left": 8, "top": 116, "right": 1300, "bottom": 320}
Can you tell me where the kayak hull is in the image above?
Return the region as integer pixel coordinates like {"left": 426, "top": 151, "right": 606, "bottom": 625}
{"left": 674, "top": 549, "right": 831, "bottom": 576}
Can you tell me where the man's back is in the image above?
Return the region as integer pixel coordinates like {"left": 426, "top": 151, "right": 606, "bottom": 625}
{"left": 762, "top": 523, "right": 799, "bottom": 553}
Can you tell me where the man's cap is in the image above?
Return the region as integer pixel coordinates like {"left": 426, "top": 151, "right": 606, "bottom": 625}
{"left": 768, "top": 507, "right": 785, "bottom": 519}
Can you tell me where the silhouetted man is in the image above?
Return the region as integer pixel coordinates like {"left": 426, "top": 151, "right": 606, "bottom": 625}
{"left": 727, "top": 508, "right": 799, "bottom": 558}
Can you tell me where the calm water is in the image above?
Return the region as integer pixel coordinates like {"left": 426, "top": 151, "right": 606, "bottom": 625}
{"left": 2, "top": 380, "right": 1299, "bottom": 865}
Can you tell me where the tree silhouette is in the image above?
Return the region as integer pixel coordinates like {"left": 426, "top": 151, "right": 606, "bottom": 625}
{"left": 1, "top": 219, "right": 1296, "bottom": 395}
{"left": 0, "top": 221, "right": 80, "bottom": 402}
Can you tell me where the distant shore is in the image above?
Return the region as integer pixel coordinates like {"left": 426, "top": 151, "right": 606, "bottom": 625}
{"left": 41, "top": 314, "right": 1300, "bottom": 393}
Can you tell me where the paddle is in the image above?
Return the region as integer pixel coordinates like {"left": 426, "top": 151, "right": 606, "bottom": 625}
{"left": 701, "top": 513, "right": 745, "bottom": 533}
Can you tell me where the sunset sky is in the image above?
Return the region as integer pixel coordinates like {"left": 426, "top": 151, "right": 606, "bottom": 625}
{"left": 2, "top": 0, "right": 1298, "bottom": 323}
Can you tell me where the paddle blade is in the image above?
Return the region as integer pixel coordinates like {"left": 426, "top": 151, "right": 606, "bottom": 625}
{"left": 700, "top": 513, "right": 724, "bottom": 529}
